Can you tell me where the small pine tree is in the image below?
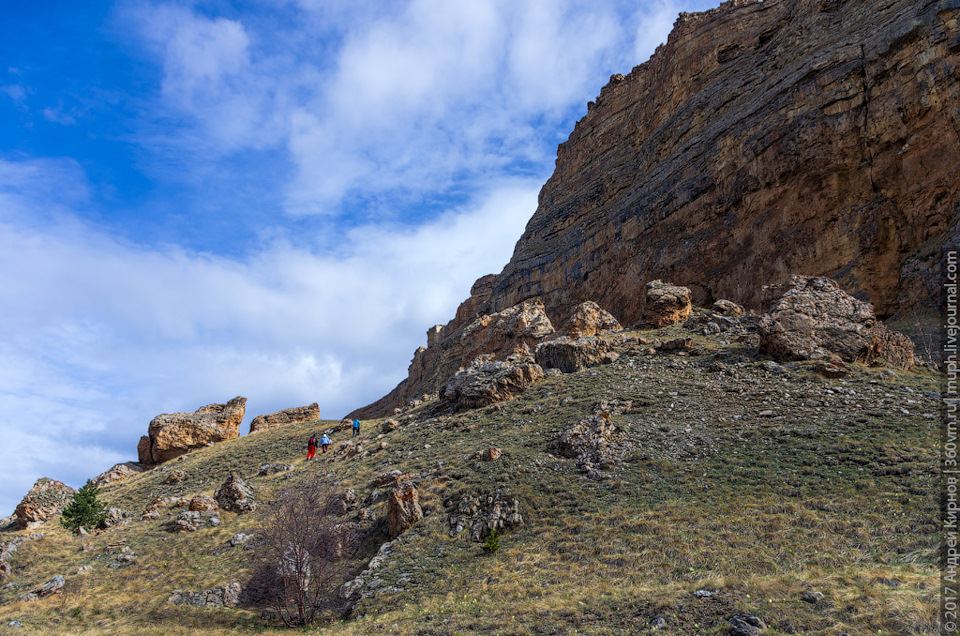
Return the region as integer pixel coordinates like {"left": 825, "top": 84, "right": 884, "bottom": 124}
{"left": 482, "top": 529, "right": 500, "bottom": 554}
{"left": 60, "top": 480, "right": 107, "bottom": 532}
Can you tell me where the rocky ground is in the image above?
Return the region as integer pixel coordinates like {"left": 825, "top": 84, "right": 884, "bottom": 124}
{"left": 0, "top": 319, "right": 940, "bottom": 635}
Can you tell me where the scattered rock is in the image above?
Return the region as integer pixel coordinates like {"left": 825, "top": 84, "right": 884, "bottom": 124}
{"left": 249, "top": 403, "right": 319, "bottom": 434}
{"left": 659, "top": 337, "right": 693, "bottom": 352}
{"left": 258, "top": 463, "right": 293, "bottom": 476}
{"left": 643, "top": 280, "right": 693, "bottom": 327}
{"left": 214, "top": 473, "right": 257, "bottom": 513}
{"left": 713, "top": 299, "right": 745, "bottom": 316}
{"left": 447, "top": 490, "right": 524, "bottom": 541}
{"left": 230, "top": 533, "right": 254, "bottom": 547}
{"left": 164, "top": 470, "right": 187, "bottom": 484}
{"left": 481, "top": 448, "right": 502, "bottom": 461}
{"left": 98, "top": 508, "right": 131, "bottom": 529}
{"left": 14, "top": 478, "right": 76, "bottom": 530}
{"left": 729, "top": 614, "right": 767, "bottom": 635}
{"left": 535, "top": 336, "right": 617, "bottom": 373}
{"left": 174, "top": 511, "right": 202, "bottom": 533}
{"left": 139, "top": 396, "right": 247, "bottom": 464}
{"left": 440, "top": 356, "right": 544, "bottom": 412}
{"left": 381, "top": 419, "right": 399, "bottom": 434}
{"left": 91, "top": 462, "right": 145, "bottom": 488}
{"left": 554, "top": 414, "right": 628, "bottom": 477}
{"left": 562, "top": 301, "right": 623, "bottom": 337}
{"left": 24, "top": 575, "right": 65, "bottom": 600}
{"left": 168, "top": 582, "right": 241, "bottom": 608}
{"left": 800, "top": 590, "right": 824, "bottom": 603}
{"left": 758, "top": 276, "right": 913, "bottom": 368}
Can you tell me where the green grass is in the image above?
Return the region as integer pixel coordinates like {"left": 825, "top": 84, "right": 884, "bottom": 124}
{"left": 0, "top": 327, "right": 941, "bottom": 635}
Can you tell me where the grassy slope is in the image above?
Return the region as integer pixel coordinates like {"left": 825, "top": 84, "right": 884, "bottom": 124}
{"left": 0, "top": 326, "right": 941, "bottom": 635}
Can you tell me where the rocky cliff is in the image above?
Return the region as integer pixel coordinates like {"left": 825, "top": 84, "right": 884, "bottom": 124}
{"left": 353, "top": 0, "right": 958, "bottom": 418}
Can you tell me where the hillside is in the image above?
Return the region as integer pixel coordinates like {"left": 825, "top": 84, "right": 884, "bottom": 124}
{"left": 354, "top": 0, "right": 959, "bottom": 418}
{"left": 0, "top": 320, "right": 940, "bottom": 634}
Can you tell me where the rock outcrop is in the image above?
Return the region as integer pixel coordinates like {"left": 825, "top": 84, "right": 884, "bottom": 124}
{"left": 459, "top": 299, "right": 555, "bottom": 365}
{"left": 353, "top": 0, "right": 957, "bottom": 418}
{"left": 249, "top": 403, "right": 319, "bottom": 434}
{"left": 14, "top": 478, "right": 76, "bottom": 530}
{"left": 168, "top": 582, "right": 241, "bottom": 608}
{"left": 214, "top": 473, "right": 257, "bottom": 513}
{"left": 439, "top": 356, "right": 544, "bottom": 412}
{"left": 758, "top": 276, "right": 914, "bottom": 367}
{"left": 642, "top": 281, "right": 693, "bottom": 328}
{"left": 91, "top": 462, "right": 145, "bottom": 488}
{"left": 534, "top": 337, "right": 618, "bottom": 373}
{"left": 387, "top": 484, "right": 423, "bottom": 539}
{"left": 138, "top": 397, "right": 246, "bottom": 464}
{"left": 562, "top": 301, "right": 623, "bottom": 337}
{"left": 447, "top": 491, "right": 524, "bottom": 542}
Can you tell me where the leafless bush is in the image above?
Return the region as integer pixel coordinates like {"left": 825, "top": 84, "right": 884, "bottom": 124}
{"left": 248, "top": 477, "right": 351, "bottom": 626}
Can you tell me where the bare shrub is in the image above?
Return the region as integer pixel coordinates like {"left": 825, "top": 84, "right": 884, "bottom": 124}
{"left": 247, "top": 477, "right": 352, "bottom": 626}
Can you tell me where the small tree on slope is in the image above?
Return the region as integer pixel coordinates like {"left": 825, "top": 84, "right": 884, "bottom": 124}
{"left": 60, "top": 480, "right": 107, "bottom": 532}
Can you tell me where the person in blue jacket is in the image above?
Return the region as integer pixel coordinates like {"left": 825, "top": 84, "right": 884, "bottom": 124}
{"left": 352, "top": 419, "right": 361, "bottom": 437}
{"left": 320, "top": 433, "right": 331, "bottom": 453}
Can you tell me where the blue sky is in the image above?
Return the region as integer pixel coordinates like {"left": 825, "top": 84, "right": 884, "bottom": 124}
{"left": 0, "top": 0, "right": 719, "bottom": 515}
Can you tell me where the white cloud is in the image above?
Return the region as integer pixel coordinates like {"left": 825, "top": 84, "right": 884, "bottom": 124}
{"left": 0, "top": 156, "right": 536, "bottom": 515}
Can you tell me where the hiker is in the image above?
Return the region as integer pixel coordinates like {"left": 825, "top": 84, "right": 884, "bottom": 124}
{"left": 352, "top": 419, "right": 361, "bottom": 437}
{"left": 320, "top": 433, "right": 331, "bottom": 453}
{"left": 307, "top": 434, "right": 317, "bottom": 460}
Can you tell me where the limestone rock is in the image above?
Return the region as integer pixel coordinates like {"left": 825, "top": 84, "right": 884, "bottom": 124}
{"left": 447, "top": 491, "right": 524, "bottom": 541}
{"left": 214, "top": 473, "right": 257, "bottom": 513}
{"left": 729, "top": 614, "right": 767, "bottom": 636}
{"left": 164, "top": 470, "right": 187, "bottom": 484}
{"left": 758, "top": 276, "right": 914, "bottom": 368}
{"left": 534, "top": 336, "right": 617, "bottom": 373}
{"left": 554, "top": 414, "right": 629, "bottom": 478}
{"left": 643, "top": 280, "right": 693, "bottom": 328}
{"left": 381, "top": 419, "right": 399, "bottom": 433}
{"left": 459, "top": 299, "right": 555, "bottom": 367}
{"left": 14, "top": 478, "right": 76, "bottom": 530}
{"left": 561, "top": 301, "right": 623, "bottom": 337}
{"left": 140, "top": 396, "right": 246, "bottom": 465}
{"left": 248, "top": 403, "right": 319, "bottom": 434}
{"left": 258, "top": 463, "right": 293, "bottom": 476}
{"left": 350, "top": 0, "right": 959, "bottom": 418}
{"left": 98, "top": 508, "right": 131, "bottom": 529}
{"left": 387, "top": 485, "right": 423, "bottom": 539}
{"left": 712, "top": 299, "right": 745, "bottom": 317}
{"left": 91, "top": 462, "right": 145, "bottom": 488}
{"left": 174, "top": 511, "right": 201, "bottom": 532}
{"left": 188, "top": 494, "right": 219, "bottom": 512}
{"left": 439, "top": 356, "right": 544, "bottom": 412}
{"left": 321, "top": 522, "right": 362, "bottom": 560}
{"left": 168, "top": 582, "right": 241, "bottom": 608}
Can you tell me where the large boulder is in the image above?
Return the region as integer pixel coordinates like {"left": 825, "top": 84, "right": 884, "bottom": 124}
{"left": 534, "top": 336, "right": 618, "bottom": 373}
{"left": 758, "top": 276, "right": 914, "bottom": 368}
{"left": 249, "top": 403, "right": 319, "bottom": 434}
{"left": 447, "top": 491, "right": 524, "bottom": 542}
{"left": 387, "top": 485, "right": 423, "bottom": 539}
{"left": 439, "top": 356, "right": 544, "bottom": 412}
{"left": 562, "top": 301, "right": 623, "bottom": 337}
{"left": 643, "top": 280, "right": 693, "bottom": 328}
{"left": 214, "top": 473, "right": 257, "bottom": 513}
{"left": 459, "top": 299, "right": 555, "bottom": 366}
{"left": 139, "top": 396, "right": 246, "bottom": 464}
{"left": 14, "top": 478, "right": 76, "bottom": 530}
{"left": 92, "top": 462, "right": 145, "bottom": 488}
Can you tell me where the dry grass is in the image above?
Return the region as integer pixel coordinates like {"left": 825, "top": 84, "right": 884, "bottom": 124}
{"left": 0, "top": 327, "right": 942, "bottom": 634}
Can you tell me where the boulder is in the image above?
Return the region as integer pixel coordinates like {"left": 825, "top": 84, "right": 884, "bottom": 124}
{"left": 14, "top": 478, "right": 76, "bottom": 530}
{"left": 643, "top": 280, "right": 693, "bottom": 328}
{"left": 248, "top": 403, "right": 319, "bottom": 434}
{"left": 712, "top": 299, "right": 745, "bottom": 317}
{"left": 562, "top": 301, "right": 623, "bottom": 337}
{"left": 387, "top": 485, "right": 423, "bottom": 539}
{"left": 439, "top": 356, "right": 544, "bottom": 412}
{"left": 140, "top": 396, "right": 246, "bottom": 465}
{"left": 91, "top": 462, "right": 145, "bottom": 488}
{"left": 534, "top": 336, "right": 617, "bottom": 373}
{"left": 758, "top": 276, "right": 914, "bottom": 368}
{"left": 258, "top": 463, "right": 293, "bottom": 476}
{"left": 459, "top": 299, "right": 555, "bottom": 366}
{"left": 188, "top": 494, "right": 219, "bottom": 512}
{"left": 174, "top": 511, "right": 201, "bottom": 532}
{"left": 214, "top": 473, "right": 257, "bottom": 513}
{"left": 554, "top": 414, "right": 627, "bottom": 478}
{"left": 168, "top": 582, "right": 241, "bottom": 608}
{"left": 381, "top": 419, "right": 399, "bottom": 433}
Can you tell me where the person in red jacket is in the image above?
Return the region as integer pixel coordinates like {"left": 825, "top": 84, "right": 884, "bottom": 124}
{"left": 307, "top": 434, "right": 317, "bottom": 460}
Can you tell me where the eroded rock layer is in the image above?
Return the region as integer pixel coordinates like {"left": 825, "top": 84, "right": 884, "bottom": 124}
{"left": 353, "top": 0, "right": 958, "bottom": 418}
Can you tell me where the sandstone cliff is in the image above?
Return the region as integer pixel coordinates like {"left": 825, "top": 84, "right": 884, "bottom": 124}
{"left": 352, "top": 0, "right": 958, "bottom": 418}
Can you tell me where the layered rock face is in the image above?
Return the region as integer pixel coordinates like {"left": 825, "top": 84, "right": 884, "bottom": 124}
{"left": 354, "top": 0, "right": 957, "bottom": 418}
{"left": 489, "top": 0, "right": 958, "bottom": 322}
{"left": 138, "top": 397, "right": 246, "bottom": 464}
{"left": 14, "top": 478, "right": 76, "bottom": 530}
{"left": 249, "top": 403, "right": 319, "bottom": 434}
